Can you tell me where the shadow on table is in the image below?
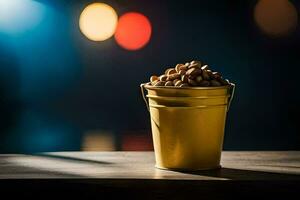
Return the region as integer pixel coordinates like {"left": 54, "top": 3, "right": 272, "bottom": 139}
{"left": 1, "top": 153, "right": 112, "bottom": 178}
{"left": 181, "top": 167, "right": 300, "bottom": 180}
{"left": 34, "top": 153, "right": 112, "bottom": 165}
{"left": 0, "top": 157, "right": 84, "bottom": 178}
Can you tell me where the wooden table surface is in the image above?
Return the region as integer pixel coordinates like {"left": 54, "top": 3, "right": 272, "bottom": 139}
{"left": 0, "top": 151, "right": 299, "bottom": 180}
{"left": 0, "top": 151, "right": 299, "bottom": 199}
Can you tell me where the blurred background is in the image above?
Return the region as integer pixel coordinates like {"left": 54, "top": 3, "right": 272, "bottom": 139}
{"left": 0, "top": 0, "right": 299, "bottom": 153}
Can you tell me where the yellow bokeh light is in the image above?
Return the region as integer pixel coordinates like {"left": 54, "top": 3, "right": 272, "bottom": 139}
{"left": 79, "top": 3, "right": 118, "bottom": 41}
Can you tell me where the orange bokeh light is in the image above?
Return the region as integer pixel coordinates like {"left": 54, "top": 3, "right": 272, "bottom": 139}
{"left": 115, "top": 12, "right": 152, "bottom": 50}
{"left": 254, "top": 0, "right": 298, "bottom": 37}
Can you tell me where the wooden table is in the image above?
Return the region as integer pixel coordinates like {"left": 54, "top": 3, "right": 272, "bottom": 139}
{"left": 0, "top": 151, "right": 299, "bottom": 199}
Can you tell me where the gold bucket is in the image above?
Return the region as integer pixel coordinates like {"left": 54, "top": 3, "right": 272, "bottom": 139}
{"left": 140, "top": 83, "right": 235, "bottom": 171}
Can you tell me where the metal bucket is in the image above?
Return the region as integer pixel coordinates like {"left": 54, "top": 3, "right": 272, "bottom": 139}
{"left": 140, "top": 83, "right": 235, "bottom": 171}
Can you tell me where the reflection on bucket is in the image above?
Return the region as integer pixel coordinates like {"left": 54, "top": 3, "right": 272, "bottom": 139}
{"left": 141, "top": 83, "right": 235, "bottom": 171}
{"left": 82, "top": 130, "right": 116, "bottom": 151}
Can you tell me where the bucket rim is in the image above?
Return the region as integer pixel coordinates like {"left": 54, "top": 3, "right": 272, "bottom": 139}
{"left": 141, "top": 82, "right": 234, "bottom": 90}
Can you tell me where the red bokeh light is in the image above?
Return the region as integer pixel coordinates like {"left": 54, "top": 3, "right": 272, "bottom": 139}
{"left": 115, "top": 12, "right": 152, "bottom": 50}
{"left": 121, "top": 131, "right": 153, "bottom": 151}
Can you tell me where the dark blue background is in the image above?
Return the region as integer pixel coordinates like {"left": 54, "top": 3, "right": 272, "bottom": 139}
{"left": 0, "top": 0, "right": 299, "bottom": 153}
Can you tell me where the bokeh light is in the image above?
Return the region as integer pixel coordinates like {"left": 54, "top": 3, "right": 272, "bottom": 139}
{"left": 254, "top": 0, "right": 298, "bottom": 37}
{"left": 82, "top": 130, "right": 115, "bottom": 151}
{"left": 79, "top": 3, "right": 118, "bottom": 41}
{"left": 0, "top": 0, "right": 45, "bottom": 35}
{"left": 115, "top": 12, "right": 152, "bottom": 50}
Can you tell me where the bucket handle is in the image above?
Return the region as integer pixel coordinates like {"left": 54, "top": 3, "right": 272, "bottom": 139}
{"left": 140, "top": 83, "right": 150, "bottom": 111}
{"left": 227, "top": 83, "right": 235, "bottom": 112}
{"left": 140, "top": 83, "right": 235, "bottom": 112}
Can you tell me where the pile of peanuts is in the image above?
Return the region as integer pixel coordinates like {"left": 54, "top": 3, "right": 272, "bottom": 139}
{"left": 149, "top": 60, "right": 230, "bottom": 87}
